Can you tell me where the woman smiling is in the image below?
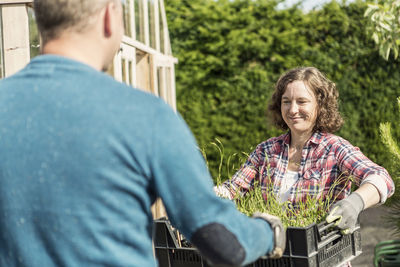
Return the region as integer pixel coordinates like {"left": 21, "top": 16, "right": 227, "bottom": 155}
{"left": 215, "top": 67, "right": 395, "bottom": 237}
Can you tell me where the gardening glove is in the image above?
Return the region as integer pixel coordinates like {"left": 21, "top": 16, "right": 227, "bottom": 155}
{"left": 252, "top": 212, "right": 286, "bottom": 259}
{"left": 213, "top": 185, "right": 233, "bottom": 200}
{"left": 326, "top": 192, "right": 365, "bottom": 235}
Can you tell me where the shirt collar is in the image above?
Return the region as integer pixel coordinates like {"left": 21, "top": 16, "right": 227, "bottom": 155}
{"left": 282, "top": 131, "right": 325, "bottom": 146}
{"left": 308, "top": 131, "right": 325, "bottom": 145}
{"left": 282, "top": 132, "right": 291, "bottom": 146}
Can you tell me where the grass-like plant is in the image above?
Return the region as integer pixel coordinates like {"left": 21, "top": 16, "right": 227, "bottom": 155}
{"left": 201, "top": 138, "right": 249, "bottom": 186}
{"left": 232, "top": 173, "right": 353, "bottom": 228}
{"left": 203, "top": 139, "right": 353, "bottom": 228}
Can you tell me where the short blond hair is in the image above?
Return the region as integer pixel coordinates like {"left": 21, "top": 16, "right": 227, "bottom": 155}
{"left": 33, "top": 0, "right": 114, "bottom": 44}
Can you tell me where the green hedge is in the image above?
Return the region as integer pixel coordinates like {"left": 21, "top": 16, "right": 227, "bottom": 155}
{"left": 165, "top": 0, "right": 400, "bottom": 184}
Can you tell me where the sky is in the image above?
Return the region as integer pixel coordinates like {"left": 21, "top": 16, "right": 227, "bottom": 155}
{"left": 277, "top": 0, "right": 355, "bottom": 12}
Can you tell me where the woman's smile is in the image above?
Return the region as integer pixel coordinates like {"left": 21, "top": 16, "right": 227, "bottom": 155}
{"left": 281, "top": 80, "right": 318, "bottom": 135}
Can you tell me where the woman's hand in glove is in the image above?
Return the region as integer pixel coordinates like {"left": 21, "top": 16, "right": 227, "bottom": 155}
{"left": 326, "top": 192, "right": 365, "bottom": 234}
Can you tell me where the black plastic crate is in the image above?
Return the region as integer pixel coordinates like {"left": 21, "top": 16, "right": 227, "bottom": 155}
{"left": 153, "top": 219, "right": 362, "bottom": 267}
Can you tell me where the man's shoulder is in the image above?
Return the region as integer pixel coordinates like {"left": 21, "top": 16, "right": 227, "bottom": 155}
{"left": 2, "top": 55, "right": 174, "bottom": 115}
{"left": 50, "top": 56, "right": 166, "bottom": 108}
{"left": 91, "top": 71, "right": 157, "bottom": 101}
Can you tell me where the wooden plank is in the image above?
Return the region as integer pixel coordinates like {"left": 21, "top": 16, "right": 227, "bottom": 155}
{"left": 143, "top": 0, "right": 149, "bottom": 46}
{"left": 153, "top": 65, "right": 159, "bottom": 97}
{"left": 149, "top": 53, "right": 157, "bottom": 96}
{"left": 152, "top": 55, "right": 176, "bottom": 110}
{"left": 122, "top": 36, "right": 177, "bottom": 63}
{"left": 159, "top": 0, "right": 171, "bottom": 55}
{"left": 2, "top": 4, "right": 30, "bottom": 77}
{"left": 0, "top": 0, "right": 32, "bottom": 4}
{"left": 129, "top": 0, "right": 135, "bottom": 39}
{"left": 131, "top": 48, "right": 137, "bottom": 87}
{"left": 154, "top": 0, "right": 160, "bottom": 51}
{"left": 168, "top": 66, "right": 177, "bottom": 111}
{"left": 112, "top": 50, "right": 123, "bottom": 82}
{"left": 150, "top": 53, "right": 157, "bottom": 95}
{"left": 124, "top": 58, "right": 129, "bottom": 84}
{"left": 121, "top": 43, "right": 136, "bottom": 61}
{"left": 135, "top": 52, "right": 150, "bottom": 92}
{"left": 160, "top": 66, "right": 167, "bottom": 101}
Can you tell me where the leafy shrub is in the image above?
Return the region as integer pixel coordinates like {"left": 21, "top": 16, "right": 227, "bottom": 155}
{"left": 165, "top": 0, "right": 400, "bottom": 183}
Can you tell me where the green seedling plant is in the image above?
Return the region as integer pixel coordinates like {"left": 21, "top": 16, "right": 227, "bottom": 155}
{"left": 201, "top": 138, "right": 250, "bottom": 186}
{"left": 233, "top": 172, "right": 354, "bottom": 228}
{"left": 202, "top": 139, "right": 354, "bottom": 228}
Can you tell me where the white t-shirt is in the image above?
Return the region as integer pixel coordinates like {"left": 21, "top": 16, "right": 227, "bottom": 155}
{"left": 278, "top": 170, "right": 299, "bottom": 203}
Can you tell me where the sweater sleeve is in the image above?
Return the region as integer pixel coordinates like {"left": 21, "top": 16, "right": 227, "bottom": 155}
{"left": 149, "top": 102, "right": 274, "bottom": 266}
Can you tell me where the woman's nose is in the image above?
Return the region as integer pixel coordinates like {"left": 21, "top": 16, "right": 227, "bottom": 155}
{"left": 289, "top": 103, "right": 299, "bottom": 114}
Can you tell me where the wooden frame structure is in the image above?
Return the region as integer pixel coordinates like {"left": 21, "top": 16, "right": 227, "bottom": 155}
{"left": 115, "top": 0, "right": 177, "bottom": 110}
{"left": 0, "top": 0, "right": 177, "bottom": 218}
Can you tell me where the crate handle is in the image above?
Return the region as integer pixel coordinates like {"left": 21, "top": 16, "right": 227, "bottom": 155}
{"left": 318, "top": 232, "right": 342, "bottom": 249}
{"left": 318, "top": 221, "right": 336, "bottom": 233}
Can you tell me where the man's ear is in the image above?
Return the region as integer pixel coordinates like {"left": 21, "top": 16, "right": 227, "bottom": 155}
{"left": 103, "top": 2, "right": 114, "bottom": 38}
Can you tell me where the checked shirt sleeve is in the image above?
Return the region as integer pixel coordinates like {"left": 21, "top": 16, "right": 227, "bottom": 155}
{"left": 334, "top": 138, "right": 395, "bottom": 203}
{"left": 216, "top": 145, "right": 264, "bottom": 199}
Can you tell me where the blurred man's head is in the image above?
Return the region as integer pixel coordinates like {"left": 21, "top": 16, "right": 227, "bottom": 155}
{"left": 34, "top": 0, "right": 113, "bottom": 44}
{"left": 33, "top": 0, "right": 124, "bottom": 71}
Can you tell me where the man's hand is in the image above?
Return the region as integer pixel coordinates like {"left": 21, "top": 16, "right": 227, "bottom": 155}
{"left": 253, "top": 212, "right": 286, "bottom": 259}
{"left": 326, "top": 192, "right": 365, "bottom": 234}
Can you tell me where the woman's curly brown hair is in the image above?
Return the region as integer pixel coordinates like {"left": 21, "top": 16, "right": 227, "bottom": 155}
{"left": 268, "top": 67, "right": 343, "bottom": 133}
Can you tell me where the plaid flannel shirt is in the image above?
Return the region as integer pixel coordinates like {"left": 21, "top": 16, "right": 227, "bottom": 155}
{"left": 221, "top": 132, "right": 394, "bottom": 209}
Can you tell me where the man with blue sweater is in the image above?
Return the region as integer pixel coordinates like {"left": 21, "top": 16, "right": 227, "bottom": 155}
{"left": 0, "top": 1, "right": 285, "bottom": 266}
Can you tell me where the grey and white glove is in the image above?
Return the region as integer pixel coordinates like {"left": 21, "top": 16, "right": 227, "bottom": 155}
{"left": 213, "top": 185, "right": 233, "bottom": 200}
{"left": 253, "top": 212, "right": 286, "bottom": 259}
{"left": 326, "top": 192, "right": 365, "bottom": 234}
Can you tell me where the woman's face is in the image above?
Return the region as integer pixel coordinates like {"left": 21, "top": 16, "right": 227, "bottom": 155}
{"left": 281, "top": 80, "right": 318, "bottom": 135}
